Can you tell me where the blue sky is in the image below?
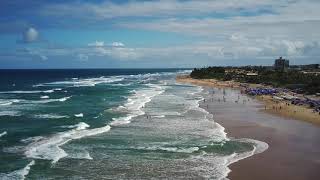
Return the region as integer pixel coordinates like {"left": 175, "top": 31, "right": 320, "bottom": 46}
{"left": 0, "top": 0, "right": 319, "bottom": 68}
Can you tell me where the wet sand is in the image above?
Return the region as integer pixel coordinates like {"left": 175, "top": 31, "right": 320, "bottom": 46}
{"left": 177, "top": 75, "right": 320, "bottom": 126}
{"left": 200, "top": 88, "right": 320, "bottom": 180}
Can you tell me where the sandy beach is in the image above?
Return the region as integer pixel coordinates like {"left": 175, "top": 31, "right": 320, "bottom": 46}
{"left": 177, "top": 76, "right": 320, "bottom": 180}
{"left": 177, "top": 75, "right": 320, "bottom": 126}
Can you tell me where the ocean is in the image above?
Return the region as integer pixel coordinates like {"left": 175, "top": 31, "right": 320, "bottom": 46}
{"left": 0, "top": 69, "right": 267, "bottom": 179}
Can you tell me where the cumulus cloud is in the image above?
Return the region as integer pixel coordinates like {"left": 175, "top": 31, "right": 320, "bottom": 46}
{"left": 4, "top": 0, "right": 320, "bottom": 66}
{"left": 23, "top": 27, "right": 39, "bottom": 43}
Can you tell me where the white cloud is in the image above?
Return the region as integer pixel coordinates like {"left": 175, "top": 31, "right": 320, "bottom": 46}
{"left": 111, "top": 42, "right": 125, "bottom": 47}
{"left": 77, "top": 54, "right": 89, "bottom": 61}
{"left": 88, "top": 41, "right": 105, "bottom": 47}
{"left": 23, "top": 27, "right": 39, "bottom": 43}
{"left": 94, "top": 46, "right": 140, "bottom": 60}
{"left": 22, "top": 48, "right": 48, "bottom": 60}
{"left": 16, "top": 38, "right": 320, "bottom": 61}
{"left": 42, "top": 0, "right": 287, "bottom": 19}
{"left": 7, "top": 0, "right": 320, "bottom": 65}
{"left": 36, "top": 0, "right": 320, "bottom": 62}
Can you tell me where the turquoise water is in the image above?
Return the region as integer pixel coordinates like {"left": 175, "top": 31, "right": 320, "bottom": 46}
{"left": 0, "top": 69, "right": 267, "bottom": 179}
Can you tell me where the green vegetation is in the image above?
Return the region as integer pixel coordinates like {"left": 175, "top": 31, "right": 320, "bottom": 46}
{"left": 190, "top": 66, "right": 320, "bottom": 94}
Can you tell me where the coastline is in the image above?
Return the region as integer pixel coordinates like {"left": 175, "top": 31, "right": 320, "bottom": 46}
{"left": 177, "top": 75, "right": 320, "bottom": 180}
{"left": 177, "top": 75, "right": 320, "bottom": 126}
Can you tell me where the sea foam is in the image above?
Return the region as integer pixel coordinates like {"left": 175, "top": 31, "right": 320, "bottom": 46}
{"left": 0, "top": 99, "right": 20, "bottom": 106}
{"left": 34, "top": 114, "right": 69, "bottom": 119}
{"left": 0, "top": 160, "right": 35, "bottom": 180}
{"left": 34, "top": 76, "right": 124, "bottom": 87}
{"left": 110, "top": 84, "right": 165, "bottom": 126}
{"left": 0, "top": 88, "right": 61, "bottom": 94}
{"left": 0, "top": 131, "right": 7, "bottom": 138}
{"left": 0, "top": 111, "right": 21, "bottom": 116}
{"left": 74, "top": 113, "right": 84, "bottom": 118}
{"left": 24, "top": 122, "right": 110, "bottom": 163}
{"left": 135, "top": 145, "right": 200, "bottom": 153}
{"left": 34, "top": 96, "right": 72, "bottom": 103}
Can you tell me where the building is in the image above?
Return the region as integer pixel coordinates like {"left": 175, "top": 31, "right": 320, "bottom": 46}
{"left": 274, "top": 57, "right": 289, "bottom": 72}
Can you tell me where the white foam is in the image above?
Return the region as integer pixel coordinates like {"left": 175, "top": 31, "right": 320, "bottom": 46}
{"left": 61, "top": 122, "right": 89, "bottom": 130}
{"left": 0, "top": 131, "right": 7, "bottom": 138}
{"left": 110, "top": 116, "right": 132, "bottom": 126}
{"left": 136, "top": 146, "right": 199, "bottom": 153}
{"left": 0, "top": 160, "right": 35, "bottom": 180}
{"left": 35, "top": 77, "right": 124, "bottom": 87}
{"left": 21, "top": 136, "right": 44, "bottom": 143}
{"left": 42, "top": 88, "right": 62, "bottom": 93}
{"left": 173, "top": 84, "right": 228, "bottom": 142}
{"left": 0, "top": 90, "right": 43, "bottom": 94}
{"left": 57, "top": 96, "right": 71, "bottom": 102}
{"left": 0, "top": 111, "right": 21, "bottom": 116}
{"left": 73, "top": 122, "right": 90, "bottom": 130}
{"left": 68, "top": 150, "right": 93, "bottom": 160}
{"left": 74, "top": 113, "right": 84, "bottom": 118}
{"left": 221, "top": 139, "right": 269, "bottom": 179}
{"left": 13, "top": 96, "right": 71, "bottom": 104}
{"left": 153, "top": 115, "right": 165, "bottom": 118}
{"left": 34, "top": 114, "right": 69, "bottom": 119}
{"left": 110, "top": 83, "right": 132, "bottom": 87}
{"left": 0, "top": 97, "right": 70, "bottom": 107}
{"left": 0, "top": 88, "right": 62, "bottom": 94}
{"left": 0, "top": 99, "right": 20, "bottom": 106}
{"left": 35, "top": 96, "right": 71, "bottom": 103}
{"left": 110, "top": 84, "right": 165, "bottom": 126}
{"left": 185, "top": 139, "right": 268, "bottom": 180}
{"left": 24, "top": 122, "right": 111, "bottom": 163}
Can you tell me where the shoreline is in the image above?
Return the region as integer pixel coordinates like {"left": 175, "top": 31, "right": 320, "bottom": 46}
{"left": 177, "top": 75, "right": 320, "bottom": 180}
{"left": 177, "top": 75, "right": 320, "bottom": 126}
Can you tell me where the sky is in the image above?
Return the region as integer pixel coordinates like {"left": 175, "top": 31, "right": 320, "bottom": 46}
{"left": 0, "top": 0, "right": 320, "bottom": 69}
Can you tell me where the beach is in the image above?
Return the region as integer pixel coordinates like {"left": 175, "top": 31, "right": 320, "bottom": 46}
{"left": 177, "top": 75, "right": 320, "bottom": 126}
{"left": 177, "top": 76, "right": 320, "bottom": 180}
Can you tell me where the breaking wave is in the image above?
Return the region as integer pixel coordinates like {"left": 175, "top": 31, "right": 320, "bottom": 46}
{"left": 34, "top": 114, "right": 69, "bottom": 119}
{"left": 24, "top": 122, "right": 110, "bottom": 164}
{"left": 0, "top": 131, "right": 7, "bottom": 138}
{"left": 0, "top": 160, "right": 35, "bottom": 180}
{"left": 0, "top": 88, "right": 62, "bottom": 94}
{"left": 110, "top": 84, "right": 165, "bottom": 126}
{"left": 34, "top": 77, "right": 124, "bottom": 87}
